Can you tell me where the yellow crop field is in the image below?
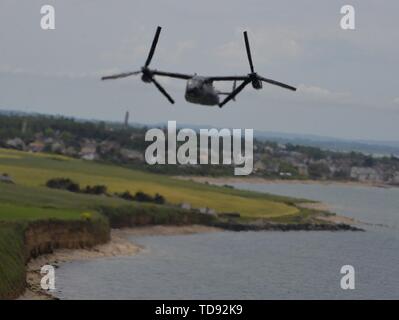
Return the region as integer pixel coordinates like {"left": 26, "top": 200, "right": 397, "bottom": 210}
{"left": 0, "top": 148, "right": 299, "bottom": 218}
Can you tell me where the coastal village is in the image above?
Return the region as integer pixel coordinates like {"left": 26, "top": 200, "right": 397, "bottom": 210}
{"left": 1, "top": 114, "right": 399, "bottom": 186}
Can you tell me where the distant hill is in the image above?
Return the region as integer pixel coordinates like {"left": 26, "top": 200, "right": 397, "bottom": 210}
{"left": 253, "top": 131, "right": 399, "bottom": 157}
{"left": 172, "top": 122, "right": 399, "bottom": 157}
{"left": 1, "top": 108, "right": 398, "bottom": 156}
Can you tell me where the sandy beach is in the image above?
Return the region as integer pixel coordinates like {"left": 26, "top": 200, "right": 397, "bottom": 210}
{"left": 18, "top": 225, "right": 221, "bottom": 300}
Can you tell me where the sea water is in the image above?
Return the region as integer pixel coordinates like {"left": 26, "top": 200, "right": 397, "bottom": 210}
{"left": 54, "top": 183, "right": 399, "bottom": 299}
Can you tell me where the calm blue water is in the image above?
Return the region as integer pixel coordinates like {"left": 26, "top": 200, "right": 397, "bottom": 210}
{"left": 54, "top": 183, "right": 399, "bottom": 300}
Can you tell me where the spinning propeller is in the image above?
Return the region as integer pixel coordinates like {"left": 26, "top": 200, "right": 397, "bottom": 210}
{"left": 102, "top": 26, "right": 175, "bottom": 104}
{"left": 218, "top": 31, "right": 296, "bottom": 108}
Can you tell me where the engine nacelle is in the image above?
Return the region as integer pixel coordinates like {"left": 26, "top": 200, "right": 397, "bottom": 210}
{"left": 141, "top": 74, "right": 152, "bottom": 83}
{"left": 251, "top": 79, "right": 262, "bottom": 90}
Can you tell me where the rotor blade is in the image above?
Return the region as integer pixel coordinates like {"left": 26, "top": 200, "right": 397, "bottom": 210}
{"left": 151, "top": 77, "right": 175, "bottom": 104}
{"left": 145, "top": 26, "right": 162, "bottom": 67}
{"left": 219, "top": 78, "right": 251, "bottom": 108}
{"left": 101, "top": 71, "right": 141, "bottom": 80}
{"left": 243, "top": 31, "right": 254, "bottom": 73}
{"left": 259, "top": 76, "right": 297, "bottom": 91}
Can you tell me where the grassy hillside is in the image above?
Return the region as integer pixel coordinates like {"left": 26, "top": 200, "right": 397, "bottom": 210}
{"left": 0, "top": 148, "right": 300, "bottom": 219}
{"left": 0, "top": 223, "right": 26, "bottom": 299}
{"left": 0, "top": 203, "right": 83, "bottom": 222}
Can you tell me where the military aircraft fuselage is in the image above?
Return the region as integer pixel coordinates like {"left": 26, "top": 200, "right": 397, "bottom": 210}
{"left": 184, "top": 76, "right": 220, "bottom": 106}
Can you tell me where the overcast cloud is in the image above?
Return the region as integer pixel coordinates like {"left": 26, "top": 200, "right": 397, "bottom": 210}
{"left": 0, "top": 0, "right": 398, "bottom": 140}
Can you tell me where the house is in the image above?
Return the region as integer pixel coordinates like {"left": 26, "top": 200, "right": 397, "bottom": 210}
{"left": 51, "top": 142, "right": 65, "bottom": 153}
{"left": 198, "top": 207, "right": 217, "bottom": 216}
{"left": 264, "top": 146, "right": 274, "bottom": 154}
{"left": 80, "top": 142, "right": 98, "bottom": 161}
{"left": 6, "top": 138, "right": 25, "bottom": 150}
{"left": 28, "top": 141, "right": 45, "bottom": 153}
{"left": 254, "top": 160, "right": 266, "bottom": 172}
{"left": 279, "top": 172, "right": 292, "bottom": 177}
{"left": 295, "top": 164, "right": 308, "bottom": 176}
{"left": 120, "top": 148, "right": 144, "bottom": 162}
{"left": 350, "top": 167, "right": 383, "bottom": 182}
{"left": 81, "top": 152, "right": 98, "bottom": 161}
{"left": 390, "top": 172, "right": 399, "bottom": 185}
{"left": 44, "top": 137, "right": 54, "bottom": 145}
{"left": 99, "top": 140, "right": 120, "bottom": 154}
{"left": 180, "top": 202, "right": 191, "bottom": 210}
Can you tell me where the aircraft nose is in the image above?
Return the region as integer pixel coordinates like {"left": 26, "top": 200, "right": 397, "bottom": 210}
{"left": 187, "top": 87, "right": 198, "bottom": 95}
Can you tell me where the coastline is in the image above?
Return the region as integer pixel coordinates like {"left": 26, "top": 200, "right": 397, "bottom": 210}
{"left": 18, "top": 225, "right": 222, "bottom": 300}
{"left": 18, "top": 219, "right": 363, "bottom": 300}
{"left": 295, "top": 202, "right": 358, "bottom": 225}
{"left": 176, "top": 176, "right": 366, "bottom": 229}
{"left": 15, "top": 180, "right": 366, "bottom": 300}
{"left": 175, "top": 176, "right": 395, "bottom": 189}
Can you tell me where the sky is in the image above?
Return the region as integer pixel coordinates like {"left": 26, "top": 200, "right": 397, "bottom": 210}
{"left": 0, "top": 0, "right": 398, "bottom": 141}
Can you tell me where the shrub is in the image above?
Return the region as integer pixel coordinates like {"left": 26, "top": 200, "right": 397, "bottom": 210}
{"left": 153, "top": 193, "right": 165, "bottom": 205}
{"left": 116, "top": 191, "right": 135, "bottom": 201}
{"left": 81, "top": 212, "right": 93, "bottom": 221}
{"left": 83, "top": 185, "right": 108, "bottom": 195}
{"left": 115, "top": 190, "right": 167, "bottom": 204}
{"left": 133, "top": 191, "right": 154, "bottom": 202}
{"left": 46, "top": 178, "right": 80, "bottom": 192}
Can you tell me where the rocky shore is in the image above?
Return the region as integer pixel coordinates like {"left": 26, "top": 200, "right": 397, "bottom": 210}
{"left": 12, "top": 205, "right": 361, "bottom": 300}
{"left": 18, "top": 225, "right": 221, "bottom": 300}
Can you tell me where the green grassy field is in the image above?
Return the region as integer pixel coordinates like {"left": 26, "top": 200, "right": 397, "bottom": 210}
{"left": 0, "top": 148, "right": 301, "bottom": 219}
{"left": 0, "top": 203, "right": 83, "bottom": 222}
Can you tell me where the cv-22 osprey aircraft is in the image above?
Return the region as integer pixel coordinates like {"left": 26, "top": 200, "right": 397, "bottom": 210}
{"left": 102, "top": 26, "right": 296, "bottom": 108}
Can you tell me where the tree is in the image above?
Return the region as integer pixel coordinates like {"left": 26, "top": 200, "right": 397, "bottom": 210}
{"left": 363, "top": 156, "right": 375, "bottom": 167}
{"left": 308, "top": 163, "right": 331, "bottom": 179}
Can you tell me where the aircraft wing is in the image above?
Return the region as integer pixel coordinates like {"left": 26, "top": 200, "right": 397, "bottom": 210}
{"left": 152, "top": 70, "right": 193, "bottom": 80}
{"left": 153, "top": 73, "right": 250, "bottom": 82}
{"left": 207, "top": 76, "right": 249, "bottom": 81}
